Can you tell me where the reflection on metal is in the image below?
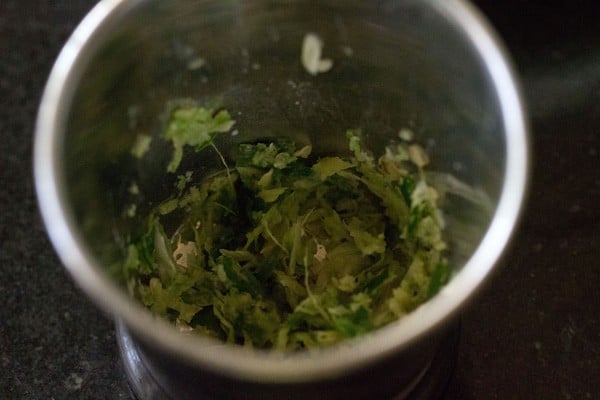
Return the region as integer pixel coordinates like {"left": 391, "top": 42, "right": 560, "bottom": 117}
{"left": 116, "top": 318, "right": 460, "bottom": 400}
{"left": 116, "top": 320, "right": 172, "bottom": 400}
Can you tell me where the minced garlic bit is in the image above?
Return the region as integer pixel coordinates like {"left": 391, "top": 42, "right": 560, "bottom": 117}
{"left": 186, "top": 56, "right": 206, "bottom": 71}
{"left": 175, "top": 319, "right": 194, "bottom": 333}
{"left": 173, "top": 240, "right": 197, "bottom": 268}
{"left": 408, "top": 144, "right": 430, "bottom": 168}
{"left": 398, "top": 128, "right": 414, "bottom": 142}
{"left": 333, "top": 275, "right": 358, "bottom": 292}
{"left": 301, "top": 33, "right": 333, "bottom": 76}
{"left": 125, "top": 204, "right": 137, "bottom": 218}
{"left": 314, "top": 243, "right": 327, "bottom": 262}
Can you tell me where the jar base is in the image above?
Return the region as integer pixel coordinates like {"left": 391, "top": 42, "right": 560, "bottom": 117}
{"left": 116, "top": 320, "right": 459, "bottom": 400}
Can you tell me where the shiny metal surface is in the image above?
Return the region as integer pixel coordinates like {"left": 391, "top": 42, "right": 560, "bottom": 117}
{"left": 34, "top": 0, "right": 528, "bottom": 398}
{"left": 116, "top": 318, "right": 460, "bottom": 400}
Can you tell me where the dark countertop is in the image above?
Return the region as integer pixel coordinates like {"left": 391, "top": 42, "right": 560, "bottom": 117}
{"left": 1, "top": 1, "right": 598, "bottom": 399}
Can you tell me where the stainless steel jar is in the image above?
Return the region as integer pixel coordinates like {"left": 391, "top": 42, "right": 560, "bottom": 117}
{"left": 34, "top": 1, "right": 528, "bottom": 398}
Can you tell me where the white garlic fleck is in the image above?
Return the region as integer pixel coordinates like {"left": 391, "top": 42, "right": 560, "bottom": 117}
{"left": 301, "top": 33, "right": 333, "bottom": 76}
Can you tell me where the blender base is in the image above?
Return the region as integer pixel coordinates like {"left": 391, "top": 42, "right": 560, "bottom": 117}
{"left": 116, "top": 320, "right": 459, "bottom": 400}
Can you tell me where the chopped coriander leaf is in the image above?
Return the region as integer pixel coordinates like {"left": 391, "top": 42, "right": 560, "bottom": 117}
{"left": 427, "top": 261, "right": 450, "bottom": 299}
{"left": 400, "top": 176, "right": 416, "bottom": 207}
{"left": 164, "top": 106, "right": 235, "bottom": 173}
{"left": 125, "top": 111, "right": 449, "bottom": 350}
{"left": 312, "top": 157, "right": 354, "bottom": 181}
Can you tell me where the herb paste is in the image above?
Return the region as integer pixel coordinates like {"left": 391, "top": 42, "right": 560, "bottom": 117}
{"left": 123, "top": 105, "right": 449, "bottom": 349}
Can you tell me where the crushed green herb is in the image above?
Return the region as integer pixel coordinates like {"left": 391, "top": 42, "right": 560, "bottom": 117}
{"left": 163, "top": 106, "right": 235, "bottom": 172}
{"left": 124, "top": 105, "right": 448, "bottom": 350}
